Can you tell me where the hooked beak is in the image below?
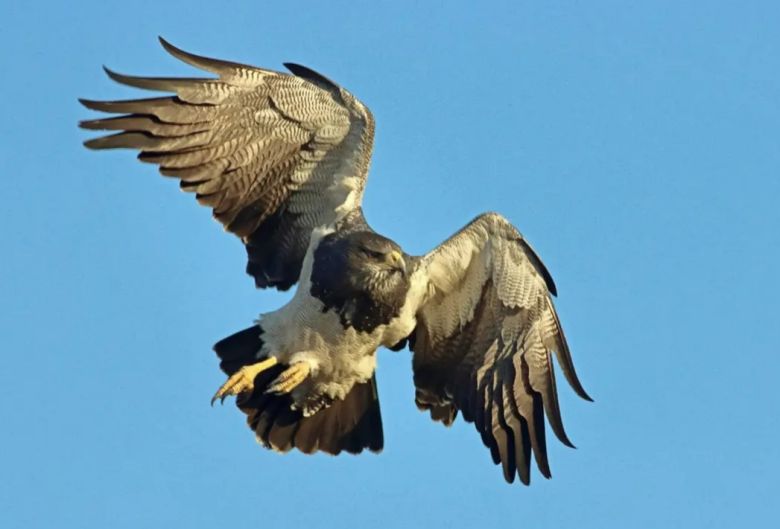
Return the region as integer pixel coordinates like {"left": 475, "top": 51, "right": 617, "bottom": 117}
{"left": 388, "top": 250, "right": 407, "bottom": 277}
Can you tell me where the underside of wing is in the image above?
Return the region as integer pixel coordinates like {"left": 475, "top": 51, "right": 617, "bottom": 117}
{"left": 80, "top": 38, "right": 375, "bottom": 290}
{"left": 409, "top": 213, "right": 592, "bottom": 484}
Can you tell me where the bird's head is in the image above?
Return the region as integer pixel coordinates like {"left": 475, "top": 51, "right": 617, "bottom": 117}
{"left": 344, "top": 232, "right": 408, "bottom": 288}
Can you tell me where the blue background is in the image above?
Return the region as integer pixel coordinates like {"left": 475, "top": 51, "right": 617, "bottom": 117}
{"left": 2, "top": 1, "right": 778, "bottom": 527}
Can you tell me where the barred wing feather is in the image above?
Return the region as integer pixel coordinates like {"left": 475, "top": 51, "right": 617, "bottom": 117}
{"left": 410, "top": 213, "right": 592, "bottom": 484}
{"left": 80, "top": 38, "right": 375, "bottom": 290}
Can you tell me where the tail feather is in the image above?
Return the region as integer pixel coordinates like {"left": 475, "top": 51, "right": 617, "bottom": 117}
{"left": 213, "top": 325, "right": 384, "bottom": 455}
{"left": 213, "top": 325, "right": 265, "bottom": 375}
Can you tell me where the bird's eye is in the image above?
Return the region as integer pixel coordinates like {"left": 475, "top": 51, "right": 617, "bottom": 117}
{"left": 362, "top": 248, "right": 383, "bottom": 259}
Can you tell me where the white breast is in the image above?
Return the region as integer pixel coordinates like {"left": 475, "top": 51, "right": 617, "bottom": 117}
{"left": 257, "top": 228, "right": 381, "bottom": 403}
{"left": 256, "top": 227, "right": 426, "bottom": 406}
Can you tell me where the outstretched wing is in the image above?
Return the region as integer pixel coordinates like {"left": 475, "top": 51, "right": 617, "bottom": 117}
{"left": 80, "top": 38, "right": 375, "bottom": 290}
{"left": 409, "top": 213, "right": 591, "bottom": 485}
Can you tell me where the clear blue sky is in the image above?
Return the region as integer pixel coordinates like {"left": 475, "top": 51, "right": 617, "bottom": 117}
{"left": 2, "top": 1, "right": 778, "bottom": 527}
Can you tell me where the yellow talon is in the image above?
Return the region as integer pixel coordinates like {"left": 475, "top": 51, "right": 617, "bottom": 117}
{"left": 211, "top": 356, "right": 278, "bottom": 405}
{"left": 266, "top": 362, "right": 311, "bottom": 395}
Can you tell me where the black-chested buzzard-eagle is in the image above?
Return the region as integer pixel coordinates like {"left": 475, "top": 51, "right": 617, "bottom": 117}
{"left": 80, "top": 38, "right": 592, "bottom": 485}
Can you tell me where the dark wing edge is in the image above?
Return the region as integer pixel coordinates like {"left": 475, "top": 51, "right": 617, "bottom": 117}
{"left": 79, "top": 37, "right": 375, "bottom": 290}
{"left": 408, "top": 212, "right": 591, "bottom": 485}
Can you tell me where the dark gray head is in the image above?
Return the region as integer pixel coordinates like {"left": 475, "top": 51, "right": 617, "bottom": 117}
{"left": 342, "top": 231, "right": 407, "bottom": 282}
{"left": 310, "top": 230, "right": 410, "bottom": 333}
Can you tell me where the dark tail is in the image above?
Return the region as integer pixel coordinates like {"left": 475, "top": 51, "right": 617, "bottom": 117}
{"left": 213, "top": 325, "right": 384, "bottom": 455}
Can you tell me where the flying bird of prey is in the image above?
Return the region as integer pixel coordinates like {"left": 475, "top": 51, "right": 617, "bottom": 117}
{"left": 80, "top": 38, "right": 592, "bottom": 485}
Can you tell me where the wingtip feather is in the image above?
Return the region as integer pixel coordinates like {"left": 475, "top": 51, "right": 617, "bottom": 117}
{"left": 82, "top": 138, "right": 99, "bottom": 150}
{"left": 547, "top": 298, "right": 593, "bottom": 402}
{"left": 284, "top": 62, "right": 340, "bottom": 92}
{"left": 102, "top": 65, "right": 128, "bottom": 85}
{"left": 158, "top": 35, "right": 251, "bottom": 75}
{"left": 79, "top": 97, "right": 113, "bottom": 114}
{"left": 158, "top": 36, "right": 193, "bottom": 63}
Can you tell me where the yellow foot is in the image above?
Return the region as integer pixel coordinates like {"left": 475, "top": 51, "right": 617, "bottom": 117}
{"left": 266, "top": 362, "right": 311, "bottom": 395}
{"left": 211, "top": 357, "right": 278, "bottom": 406}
